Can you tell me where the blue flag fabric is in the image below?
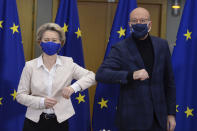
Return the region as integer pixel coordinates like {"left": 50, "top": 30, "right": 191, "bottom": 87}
{"left": 172, "top": 0, "right": 197, "bottom": 130}
{"left": 55, "top": 0, "right": 91, "bottom": 131}
{"left": 0, "top": 0, "right": 26, "bottom": 131}
{"left": 92, "top": 0, "right": 137, "bottom": 130}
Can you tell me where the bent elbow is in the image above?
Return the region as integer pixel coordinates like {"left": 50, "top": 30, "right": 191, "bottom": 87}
{"left": 95, "top": 69, "right": 105, "bottom": 82}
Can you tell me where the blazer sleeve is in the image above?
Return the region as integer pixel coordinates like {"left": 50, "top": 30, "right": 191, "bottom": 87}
{"left": 72, "top": 61, "right": 96, "bottom": 91}
{"left": 163, "top": 40, "right": 176, "bottom": 115}
{"left": 96, "top": 45, "right": 129, "bottom": 84}
{"left": 16, "top": 63, "right": 45, "bottom": 109}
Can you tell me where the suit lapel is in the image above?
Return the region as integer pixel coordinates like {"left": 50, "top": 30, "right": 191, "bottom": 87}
{"left": 126, "top": 35, "right": 160, "bottom": 73}
{"left": 127, "top": 36, "right": 145, "bottom": 69}
{"left": 150, "top": 36, "right": 159, "bottom": 78}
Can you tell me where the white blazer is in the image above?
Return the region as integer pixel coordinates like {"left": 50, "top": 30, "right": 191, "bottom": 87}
{"left": 16, "top": 55, "right": 96, "bottom": 123}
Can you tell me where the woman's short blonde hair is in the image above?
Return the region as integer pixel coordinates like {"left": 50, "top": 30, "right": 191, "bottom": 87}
{"left": 36, "top": 23, "right": 65, "bottom": 46}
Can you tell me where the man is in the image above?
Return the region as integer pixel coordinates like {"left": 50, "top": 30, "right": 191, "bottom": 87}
{"left": 96, "top": 7, "right": 176, "bottom": 131}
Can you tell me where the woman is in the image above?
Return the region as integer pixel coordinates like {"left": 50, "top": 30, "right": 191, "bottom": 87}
{"left": 16, "top": 23, "right": 96, "bottom": 131}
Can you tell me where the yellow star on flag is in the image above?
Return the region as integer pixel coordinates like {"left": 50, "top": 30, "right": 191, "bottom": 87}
{"left": 11, "top": 89, "right": 17, "bottom": 101}
{"left": 117, "top": 27, "right": 126, "bottom": 38}
{"left": 10, "top": 23, "right": 19, "bottom": 34}
{"left": 98, "top": 98, "right": 108, "bottom": 109}
{"left": 76, "top": 93, "right": 85, "bottom": 104}
{"left": 185, "top": 106, "right": 194, "bottom": 118}
{"left": 176, "top": 105, "right": 179, "bottom": 112}
{"left": 62, "top": 23, "right": 68, "bottom": 32}
{"left": 75, "top": 27, "right": 82, "bottom": 38}
{"left": 0, "top": 21, "right": 3, "bottom": 29}
{"left": 0, "top": 97, "right": 3, "bottom": 105}
{"left": 184, "top": 29, "right": 192, "bottom": 40}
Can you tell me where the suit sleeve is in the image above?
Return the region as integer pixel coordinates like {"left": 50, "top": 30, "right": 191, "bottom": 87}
{"left": 72, "top": 61, "right": 96, "bottom": 91}
{"left": 96, "top": 46, "right": 129, "bottom": 84}
{"left": 163, "top": 40, "right": 176, "bottom": 115}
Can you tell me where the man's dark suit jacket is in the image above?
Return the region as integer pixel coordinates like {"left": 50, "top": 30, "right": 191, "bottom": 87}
{"left": 96, "top": 35, "right": 176, "bottom": 130}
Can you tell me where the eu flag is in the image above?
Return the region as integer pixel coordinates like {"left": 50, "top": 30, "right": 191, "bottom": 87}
{"left": 55, "top": 0, "right": 91, "bottom": 130}
{"left": 172, "top": 0, "right": 197, "bottom": 130}
{"left": 92, "top": 0, "right": 137, "bottom": 130}
{"left": 0, "top": 0, "right": 26, "bottom": 130}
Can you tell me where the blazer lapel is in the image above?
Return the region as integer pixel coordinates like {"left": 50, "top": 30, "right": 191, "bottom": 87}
{"left": 127, "top": 36, "right": 145, "bottom": 69}
{"left": 150, "top": 36, "right": 160, "bottom": 79}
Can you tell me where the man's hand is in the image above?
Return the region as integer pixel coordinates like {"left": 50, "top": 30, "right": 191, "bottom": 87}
{"left": 133, "top": 69, "right": 149, "bottom": 81}
{"left": 167, "top": 115, "right": 176, "bottom": 131}
{"left": 44, "top": 98, "right": 57, "bottom": 109}
{"left": 62, "top": 86, "right": 75, "bottom": 99}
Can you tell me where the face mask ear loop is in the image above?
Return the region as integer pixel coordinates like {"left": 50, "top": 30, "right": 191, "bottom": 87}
{"left": 147, "top": 22, "right": 151, "bottom": 32}
{"left": 130, "top": 27, "right": 133, "bottom": 34}
{"left": 129, "top": 24, "right": 135, "bottom": 34}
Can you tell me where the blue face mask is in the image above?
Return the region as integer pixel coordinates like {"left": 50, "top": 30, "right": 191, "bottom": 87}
{"left": 40, "top": 42, "right": 61, "bottom": 55}
{"left": 131, "top": 24, "right": 149, "bottom": 39}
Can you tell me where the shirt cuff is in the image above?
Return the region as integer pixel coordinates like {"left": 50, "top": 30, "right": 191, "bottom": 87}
{"left": 71, "top": 83, "right": 81, "bottom": 93}
{"left": 39, "top": 98, "right": 45, "bottom": 109}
